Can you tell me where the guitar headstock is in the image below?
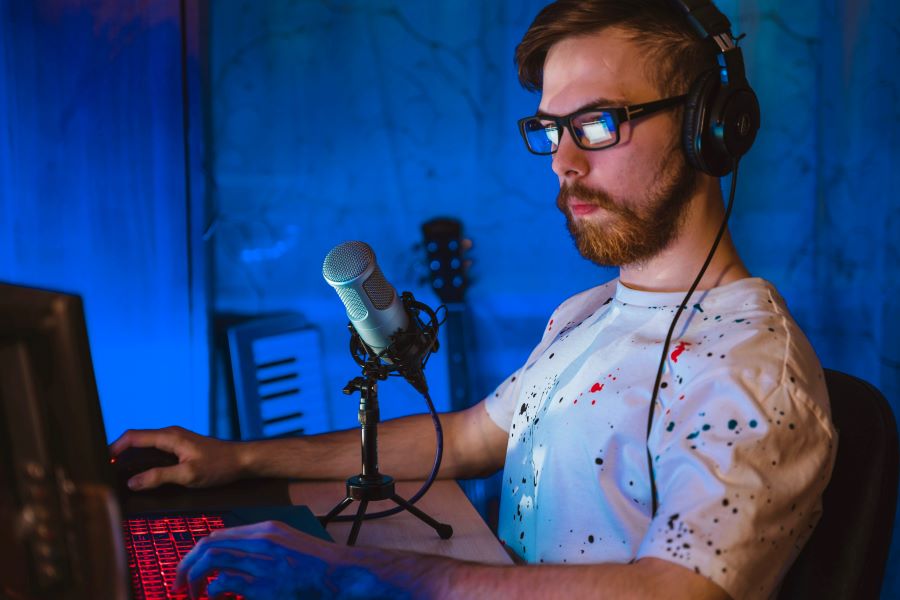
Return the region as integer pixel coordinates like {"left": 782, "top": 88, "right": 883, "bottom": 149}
{"left": 421, "top": 217, "right": 471, "bottom": 304}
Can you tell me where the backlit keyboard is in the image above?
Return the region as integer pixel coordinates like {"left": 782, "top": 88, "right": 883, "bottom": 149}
{"left": 123, "top": 514, "right": 242, "bottom": 600}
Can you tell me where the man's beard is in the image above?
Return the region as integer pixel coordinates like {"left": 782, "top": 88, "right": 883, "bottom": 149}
{"left": 556, "top": 150, "right": 698, "bottom": 268}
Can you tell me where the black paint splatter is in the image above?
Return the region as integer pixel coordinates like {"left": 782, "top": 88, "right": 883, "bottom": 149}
{"left": 667, "top": 513, "right": 680, "bottom": 530}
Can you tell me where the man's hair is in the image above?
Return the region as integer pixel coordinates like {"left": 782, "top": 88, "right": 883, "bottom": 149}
{"left": 516, "top": 0, "right": 718, "bottom": 97}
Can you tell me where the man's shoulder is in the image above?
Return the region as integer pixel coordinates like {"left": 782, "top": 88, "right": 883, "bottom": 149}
{"left": 696, "top": 278, "right": 819, "bottom": 372}
{"left": 673, "top": 278, "right": 832, "bottom": 430}
{"left": 550, "top": 278, "right": 618, "bottom": 321}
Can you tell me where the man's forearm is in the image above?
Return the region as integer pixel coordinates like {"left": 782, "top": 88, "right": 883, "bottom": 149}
{"left": 344, "top": 549, "right": 728, "bottom": 600}
{"left": 237, "top": 412, "right": 465, "bottom": 481}
{"left": 438, "top": 560, "right": 676, "bottom": 600}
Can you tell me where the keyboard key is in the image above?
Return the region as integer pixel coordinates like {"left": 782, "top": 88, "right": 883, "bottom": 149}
{"left": 123, "top": 513, "right": 234, "bottom": 599}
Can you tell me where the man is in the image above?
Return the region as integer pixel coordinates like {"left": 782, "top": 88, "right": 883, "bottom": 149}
{"left": 112, "top": 1, "right": 836, "bottom": 598}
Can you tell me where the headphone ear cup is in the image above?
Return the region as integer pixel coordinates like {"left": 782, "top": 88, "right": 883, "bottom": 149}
{"left": 682, "top": 69, "right": 720, "bottom": 175}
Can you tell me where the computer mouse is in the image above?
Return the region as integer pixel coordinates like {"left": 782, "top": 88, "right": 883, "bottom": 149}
{"left": 110, "top": 446, "right": 180, "bottom": 490}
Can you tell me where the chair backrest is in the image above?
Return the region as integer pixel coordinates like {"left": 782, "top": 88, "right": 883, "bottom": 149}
{"left": 779, "top": 369, "right": 899, "bottom": 599}
{"left": 227, "top": 314, "right": 332, "bottom": 440}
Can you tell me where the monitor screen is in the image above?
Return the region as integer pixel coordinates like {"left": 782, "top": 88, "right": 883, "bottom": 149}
{"left": 0, "top": 282, "right": 123, "bottom": 599}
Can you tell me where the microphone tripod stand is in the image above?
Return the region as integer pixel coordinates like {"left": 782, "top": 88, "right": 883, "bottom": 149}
{"left": 318, "top": 293, "right": 453, "bottom": 546}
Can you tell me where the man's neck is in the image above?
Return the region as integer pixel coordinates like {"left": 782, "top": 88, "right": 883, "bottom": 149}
{"left": 618, "top": 177, "right": 751, "bottom": 293}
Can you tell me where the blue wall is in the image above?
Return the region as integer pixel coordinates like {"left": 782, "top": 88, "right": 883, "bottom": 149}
{"left": 1, "top": 0, "right": 898, "bottom": 595}
{"left": 0, "top": 0, "right": 210, "bottom": 437}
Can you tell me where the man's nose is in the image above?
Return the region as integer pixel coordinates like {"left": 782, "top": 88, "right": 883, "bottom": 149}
{"left": 551, "top": 129, "right": 589, "bottom": 182}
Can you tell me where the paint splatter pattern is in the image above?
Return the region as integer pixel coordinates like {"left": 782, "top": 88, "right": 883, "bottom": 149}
{"left": 486, "top": 278, "right": 837, "bottom": 600}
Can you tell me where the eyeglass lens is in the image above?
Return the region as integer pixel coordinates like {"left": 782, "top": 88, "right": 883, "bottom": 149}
{"left": 523, "top": 111, "right": 618, "bottom": 154}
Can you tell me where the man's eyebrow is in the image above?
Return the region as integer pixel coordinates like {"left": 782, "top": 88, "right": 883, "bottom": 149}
{"left": 535, "top": 97, "right": 628, "bottom": 118}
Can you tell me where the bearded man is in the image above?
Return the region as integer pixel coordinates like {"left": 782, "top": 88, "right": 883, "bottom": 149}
{"left": 113, "top": 2, "right": 836, "bottom": 598}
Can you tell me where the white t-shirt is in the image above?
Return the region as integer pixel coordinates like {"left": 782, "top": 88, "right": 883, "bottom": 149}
{"left": 485, "top": 277, "right": 837, "bottom": 600}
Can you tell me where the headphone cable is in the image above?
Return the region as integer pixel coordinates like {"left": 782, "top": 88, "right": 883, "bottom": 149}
{"left": 647, "top": 158, "right": 741, "bottom": 517}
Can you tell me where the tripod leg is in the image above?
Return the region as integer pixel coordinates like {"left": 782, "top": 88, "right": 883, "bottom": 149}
{"left": 346, "top": 499, "right": 369, "bottom": 546}
{"left": 319, "top": 496, "right": 354, "bottom": 527}
{"left": 391, "top": 495, "right": 453, "bottom": 539}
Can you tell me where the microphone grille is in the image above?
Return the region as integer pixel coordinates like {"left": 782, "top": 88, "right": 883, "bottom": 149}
{"left": 363, "top": 265, "right": 395, "bottom": 310}
{"left": 335, "top": 287, "right": 367, "bottom": 320}
{"left": 322, "top": 241, "right": 374, "bottom": 283}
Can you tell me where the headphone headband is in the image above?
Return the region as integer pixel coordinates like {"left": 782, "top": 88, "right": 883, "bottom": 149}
{"left": 668, "top": 0, "right": 734, "bottom": 40}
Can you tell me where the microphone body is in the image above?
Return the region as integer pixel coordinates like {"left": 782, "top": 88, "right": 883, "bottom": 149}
{"left": 323, "top": 241, "right": 434, "bottom": 394}
{"left": 322, "top": 241, "right": 409, "bottom": 355}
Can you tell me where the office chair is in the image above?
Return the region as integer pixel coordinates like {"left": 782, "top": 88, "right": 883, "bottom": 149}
{"left": 227, "top": 313, "right": 333, "bottom": 440}
{"left": 778, "top": 369, "right": 899, "bottom": 599}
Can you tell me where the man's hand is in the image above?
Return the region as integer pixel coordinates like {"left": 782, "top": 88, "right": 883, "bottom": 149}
{"left": 174, "top": 521, "right": 408, "bottom": 600}
{"left": 109, "top": 426, "right": 248, "bottom": 490}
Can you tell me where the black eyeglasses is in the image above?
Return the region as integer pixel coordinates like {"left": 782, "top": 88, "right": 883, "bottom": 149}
{"left": 517, "top": 95, "right": 687, "bottom": 155}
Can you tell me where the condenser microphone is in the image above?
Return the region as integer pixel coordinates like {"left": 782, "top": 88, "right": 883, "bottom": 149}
{"left": 323, "top": 241, "right": 435, "bottom": 394}
{"left": 322, "top": 241, "right": 410, "bottom": 356}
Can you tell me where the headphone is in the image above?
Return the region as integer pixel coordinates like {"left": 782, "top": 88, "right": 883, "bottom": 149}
{"left": 669, "top": 0, "right": 760, "bottom": 176}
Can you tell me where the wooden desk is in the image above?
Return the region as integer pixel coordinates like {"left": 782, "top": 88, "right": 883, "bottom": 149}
{"left": 122, "top": 478, "right": 511, "bottom": 566}
{"left": 290, "top": 480, "right": 512, "bottom": 566}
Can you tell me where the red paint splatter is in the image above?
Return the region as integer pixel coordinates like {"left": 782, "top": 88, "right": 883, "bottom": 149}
{"left": 573, "top": 399, "right": 578, "bottom": 404}
{"left": 590, "top": 382, "right": 604, "bottom": 393}
{"left": 548, "top": 319, "right": 554, "bottom": 331}
{"left": 679, "top": 395, "right": 685, "bottom": 400}
{"left": 670, "top": 341, "right": 691, "bottom": 363}
{"left": 591, "top": 400, "right": 597, "bottom": 405}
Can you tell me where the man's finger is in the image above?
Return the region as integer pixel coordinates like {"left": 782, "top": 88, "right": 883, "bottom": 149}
{"left": 176, "top": 537, "right": 278, "bottom": 590}
{"left": 206, "top": 570, "right": 255, "bottom": 600}
{"left": 183, "top": 546, "right": 272, "bottom": 599}
{"left": 127, "top": 464, "right": 188, "bottom": 490}
{"left": 108, "top": 428, "right": 182, "bottom": 456}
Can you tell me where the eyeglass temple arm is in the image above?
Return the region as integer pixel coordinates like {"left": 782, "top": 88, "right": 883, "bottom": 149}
{"left": 622, "top": 95, "right": 688, "bottom": 122}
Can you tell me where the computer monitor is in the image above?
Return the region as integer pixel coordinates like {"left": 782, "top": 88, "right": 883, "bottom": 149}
{"left": 0, "top": 282, "right": 128, "bottom": 599}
